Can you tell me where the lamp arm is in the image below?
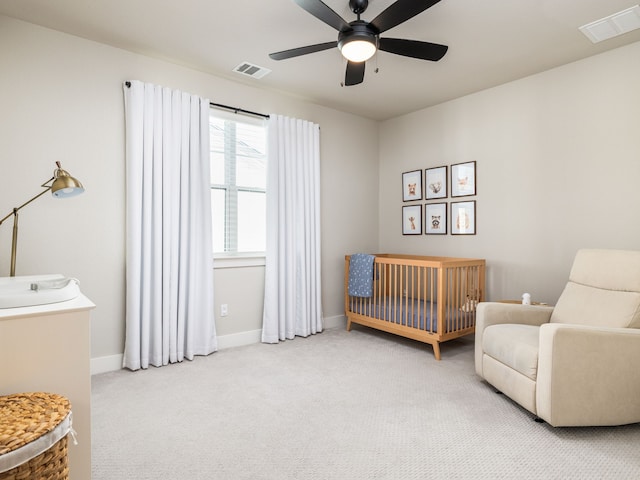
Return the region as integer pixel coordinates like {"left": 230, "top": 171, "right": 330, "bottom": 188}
{"left": 0, "top": 178, "right": 55, "bottom": 276}
{"left": 0, "top": 177, "right": 54, "bottom": 225}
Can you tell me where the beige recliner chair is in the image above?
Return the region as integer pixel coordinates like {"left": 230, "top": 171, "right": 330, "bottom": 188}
{"left": 475, "top": 249, "right": 640, "bottom": 427}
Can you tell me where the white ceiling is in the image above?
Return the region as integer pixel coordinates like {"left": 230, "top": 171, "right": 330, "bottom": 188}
{"left": 2, "top": 0, "right": 640, "bottom": 120}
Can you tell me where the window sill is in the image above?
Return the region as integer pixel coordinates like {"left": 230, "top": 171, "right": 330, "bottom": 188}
{"left": 213, "top": 254, "right": 266, "bottom": 269}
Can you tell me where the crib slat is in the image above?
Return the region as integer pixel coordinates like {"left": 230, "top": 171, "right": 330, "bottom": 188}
{"left": 430, "top": 266, "right": 435, "bottom": 333}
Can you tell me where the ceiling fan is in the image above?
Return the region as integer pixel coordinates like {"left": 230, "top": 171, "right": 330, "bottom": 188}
{"left": 269, "top": 0, "right": 448, "bottom": 86}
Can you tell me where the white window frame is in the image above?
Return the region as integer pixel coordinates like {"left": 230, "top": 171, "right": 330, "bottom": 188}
{"left": 210, "top": 109, "right": 267, "bottom": 268}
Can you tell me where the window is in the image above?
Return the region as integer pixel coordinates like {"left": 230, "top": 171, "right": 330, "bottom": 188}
{"left": 210, "top": 110, "right": 267, "bottom": 256}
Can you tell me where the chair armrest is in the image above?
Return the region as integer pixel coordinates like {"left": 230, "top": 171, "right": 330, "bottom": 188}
{"left": 476, "top": 302, "right": 554, "bottom": 329}
{"left": 475, "top": 302, "right": 554, "bottom": 376}
{"left": 536, "top": 323, "right": 640, "bottom": 426}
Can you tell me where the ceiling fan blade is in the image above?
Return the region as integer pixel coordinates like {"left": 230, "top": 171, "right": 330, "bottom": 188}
{"left": 378, "top": 38, "right": 448, "bottom": 61}
{"left": 344, "top": 61, "right": 365, "bottom": 86}
{"left": 269, "top": 41, "right": 337, "bottom": 60}
{"left": 294, "top": 0, "right": 351, "bottom": 32}
{"left": 370, "top": 0, "right": 442, "bottom": 34}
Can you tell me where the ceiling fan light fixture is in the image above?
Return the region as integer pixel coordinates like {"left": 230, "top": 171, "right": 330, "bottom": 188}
{"left": 338, "top": 22, "right": 378, "bottom": 63}
{"left": 340, "top": 38, "right": 376, "bottom": 62}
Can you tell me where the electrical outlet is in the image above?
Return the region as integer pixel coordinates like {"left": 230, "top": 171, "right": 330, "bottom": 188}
{"left": 220, "top": 304, "right": 228, "bottom": 317}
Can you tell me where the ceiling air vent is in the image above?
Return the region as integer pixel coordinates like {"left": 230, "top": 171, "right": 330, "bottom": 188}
{"left": 579, "top": 5, "right": 640, "bottom": 43}
{"left": 233, "top": 62, "right": 272, "bottom": 79}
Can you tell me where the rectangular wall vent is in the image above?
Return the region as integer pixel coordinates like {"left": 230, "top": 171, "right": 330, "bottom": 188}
{"left": 579, "top": 5, "right": 640, "bottom": 43}
{"left": 233, "top": 62, "right": 272, "bottom": 79}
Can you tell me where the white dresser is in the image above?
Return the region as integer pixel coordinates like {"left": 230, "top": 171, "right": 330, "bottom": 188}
{"left": 0, "top": 294, "right": 95, "bottom": 480}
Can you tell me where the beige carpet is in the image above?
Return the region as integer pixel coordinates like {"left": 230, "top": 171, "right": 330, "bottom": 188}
{"left": 91, "top": 326, "right": 640, "bottom": 479}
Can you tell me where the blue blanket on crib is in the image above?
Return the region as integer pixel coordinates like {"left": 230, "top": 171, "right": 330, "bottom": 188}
{"left": 348, "top": 253, "right": 375, "bottom": 297}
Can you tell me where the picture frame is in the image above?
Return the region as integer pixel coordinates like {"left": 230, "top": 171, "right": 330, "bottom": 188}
{"left": 402, "top": 169, "right": 423, "bottom": 202}
{"left": 425, "top": 203, "right": 447, "bottom": 235}
{"left": 402, "top": 205, "right": 422, "bottom": 235}
{"left": 425, "top": 165, "right": 447, "bottom": 199}
{"left": 451, "top": 201, "right": 476, "bottom": 235}
{"left": 451, "top": 161, "right": 476, "bottom": 197}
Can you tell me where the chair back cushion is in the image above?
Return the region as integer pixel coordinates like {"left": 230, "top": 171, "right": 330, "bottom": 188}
{"left": 550, "top": 249, "right": 640, "bottom": 328}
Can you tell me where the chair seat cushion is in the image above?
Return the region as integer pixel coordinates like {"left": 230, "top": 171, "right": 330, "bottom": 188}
{"left": 482, "top": 324, "right": 540, "bottom": 380}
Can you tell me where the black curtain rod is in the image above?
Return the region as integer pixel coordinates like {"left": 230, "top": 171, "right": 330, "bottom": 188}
{"left": 209, "top": 102, "right": 270, "bottom": 120}
{"left": 124, "top": 82, "right": 269, "bottom": 120}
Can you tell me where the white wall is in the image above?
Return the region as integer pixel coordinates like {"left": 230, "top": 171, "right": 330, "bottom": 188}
{"left": 5, "top": 14, "right": 638, "bottom": 366}
{"left": 379, "top": 40, "right": 640, "bottom": 304}
{"left": 0, "top": 15, "right": 379, "bottom": 364}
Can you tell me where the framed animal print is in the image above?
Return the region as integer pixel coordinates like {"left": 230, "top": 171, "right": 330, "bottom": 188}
{"left": 451, "top": 161, "right": 476, "bottom": 197}
{"left": 451, "top": 201, "right": 476, "bottom": 235}
{"left": 402, "top": 169, "right": 422, "bottom": 202}
{"left": 402, "top": 205, "right": 422, "bottom": 235}
{"left": 425, "top": 166, "right": 447, "bottom": 199}
{"left": 425, "top": 203, "right": 447, "bottom": 235}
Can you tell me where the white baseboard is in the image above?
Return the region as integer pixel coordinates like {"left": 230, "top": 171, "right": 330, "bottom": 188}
{"left": 323, "top": 314, "right": 346, "bottom": 330}
{"left": 91, "top": 315, "right": 347, "bottom": 375}
{"left": 215, "top": 328, "right": 263, "bottom": 350}
{"left": 91, "top": 354, "right": 123, "bottom": 375}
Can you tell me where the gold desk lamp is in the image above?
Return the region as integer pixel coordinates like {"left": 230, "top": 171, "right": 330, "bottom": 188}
{"left": 0, "top": 162, "right": 84, "bottom": 276}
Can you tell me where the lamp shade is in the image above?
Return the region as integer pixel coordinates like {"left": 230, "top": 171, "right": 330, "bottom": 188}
{"left": 51, "top": 163, "right": 84, "bottom": 198}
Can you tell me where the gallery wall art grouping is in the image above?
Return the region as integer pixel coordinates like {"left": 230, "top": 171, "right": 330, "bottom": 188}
{"left": 402, "top": 161, "right": 477, "bottom": 236}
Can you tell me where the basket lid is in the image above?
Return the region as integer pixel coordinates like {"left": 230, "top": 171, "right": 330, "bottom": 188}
{"left": 0, "top": 392, "right": 71, "bottom": 456}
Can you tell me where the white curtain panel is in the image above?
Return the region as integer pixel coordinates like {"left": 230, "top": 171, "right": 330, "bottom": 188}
{"left": 123, "top": 80, "right": 217, "bottom": 370}
{"left": 262, "top": 114, "right": 323, "bottom": 343}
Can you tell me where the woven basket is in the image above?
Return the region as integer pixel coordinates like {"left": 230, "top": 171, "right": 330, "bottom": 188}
{"left": 0, "top": 392, "right": 71, "bottom": 480}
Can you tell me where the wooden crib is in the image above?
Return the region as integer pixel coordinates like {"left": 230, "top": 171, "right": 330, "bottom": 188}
{"left": 345, "top": 254, "right": 486, "bottom": 360}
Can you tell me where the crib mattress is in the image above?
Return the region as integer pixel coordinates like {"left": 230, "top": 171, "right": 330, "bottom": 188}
{"left": 350, "top": 296, "right": 441, "bottom": 332}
